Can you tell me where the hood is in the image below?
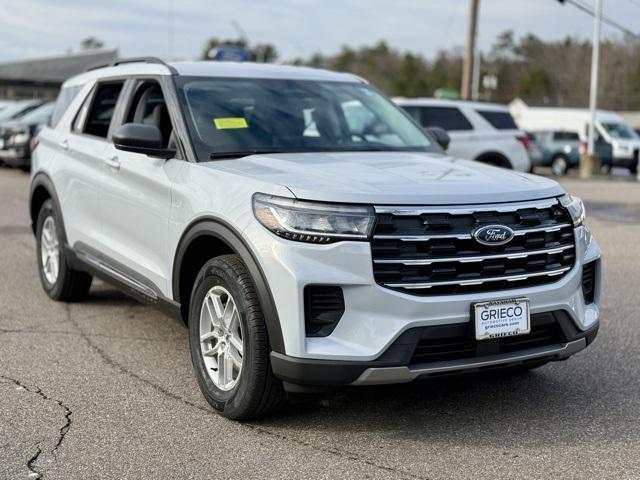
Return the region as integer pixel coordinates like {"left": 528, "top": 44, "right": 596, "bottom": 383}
{"left": 203, "top": 151, "right": 565, "bottom": 205}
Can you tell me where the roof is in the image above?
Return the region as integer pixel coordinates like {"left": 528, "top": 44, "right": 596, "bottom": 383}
{"left": 169, "top": 61, "right": 362, "bottom": 82}
{"left": 393, "top": 97, "right": 510, "bottom": 111}
{"left": 63, "top": 60, "right": 363, "bottom": 87}
{"left": 0, "top": 49, "right": 118, "bottom": 84}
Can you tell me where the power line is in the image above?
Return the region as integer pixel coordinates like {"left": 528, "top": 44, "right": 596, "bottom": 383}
{"left": 561, "top": 0, "right": 640, "bottom": 39}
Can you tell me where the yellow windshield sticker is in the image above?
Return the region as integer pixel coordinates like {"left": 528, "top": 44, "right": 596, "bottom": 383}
{"left": 214, "top": 117, "right": 248, "bottom": 129}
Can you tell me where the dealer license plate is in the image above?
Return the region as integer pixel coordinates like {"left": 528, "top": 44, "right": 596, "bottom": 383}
{"left": 473, "top": 297, "right": 530, "bottom": 340}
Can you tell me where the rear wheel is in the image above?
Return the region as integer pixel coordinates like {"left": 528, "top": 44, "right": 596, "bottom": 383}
{"left": 36, "top": 199, "right": 92, "bottom": 301}
{"left": 551, "top": 155, "right": 569, "bottom": 176}
{"left": 188, "top": 255, "right": 285, "bottom": 420}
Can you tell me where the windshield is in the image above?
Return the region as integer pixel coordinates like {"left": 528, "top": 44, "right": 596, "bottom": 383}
{"left": 175, "top": 77, "right": 434, "bottom": 159}
{"left": 19, "top": 102, "right": 54, "bottom": 124}
{"left": 601, "top": 122, "right": 636, "bottom": 140}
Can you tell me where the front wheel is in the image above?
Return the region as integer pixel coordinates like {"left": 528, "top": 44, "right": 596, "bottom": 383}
{"left": 188, "top": 255, "right": 285, "bottom": 420}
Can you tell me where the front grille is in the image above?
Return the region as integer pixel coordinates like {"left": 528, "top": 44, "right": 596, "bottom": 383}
{"left": 372, "top": 198, "right": 576, "bottom": 295}
{"left": 410, "top": 312, "right": 566, "bottom": 365}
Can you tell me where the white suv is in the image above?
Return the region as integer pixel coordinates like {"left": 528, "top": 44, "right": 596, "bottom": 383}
{"left": 30, "top": 58, "right": 601, "bottom": 419}
{"left": 394, "top": 98, "right": 531, "bottom": 171}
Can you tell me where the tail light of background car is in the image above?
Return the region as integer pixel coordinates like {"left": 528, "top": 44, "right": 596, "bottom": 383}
{"left": 516, "top": 135, "right": 530, "bottom": 151}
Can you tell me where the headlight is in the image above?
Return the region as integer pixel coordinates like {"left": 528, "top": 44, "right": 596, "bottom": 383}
{"left": 12, "top": 132, "right": 30, "bottom": 145}
{"left": 252, "top": 193, "right": 375, "bottom": 243}
{"left": 560, "top": 194, "right": 585, "bottom": 226}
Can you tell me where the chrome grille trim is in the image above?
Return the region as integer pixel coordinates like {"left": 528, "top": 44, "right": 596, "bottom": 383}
{"left": 373, "top": 244, "right": 575, "bottom": 265}
{"left": 373, "top": 223, "right": 573, "bottom": 241}
{"left": 374, "top": 198, "right": 559, "bottom": 216}
{"left": 385, "top": 266, "right": 572, "bottom": 290}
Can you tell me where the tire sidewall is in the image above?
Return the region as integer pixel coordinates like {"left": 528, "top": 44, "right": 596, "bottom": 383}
{"left": 36, "top": 199, "right": 68, "bottom": 299}
{"left": 188, "top": 258, "right": 262, "bottom": 417}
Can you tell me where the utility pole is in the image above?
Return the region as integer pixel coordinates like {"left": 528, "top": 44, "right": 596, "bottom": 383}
{"left": 461, "top": 0, "right": 480, "bottom": 100}
{"left": 582, "top": 0, "right": 602, "bottom": 178}
{"left": 580, "top": 0, "right": 602, "bottom": 177}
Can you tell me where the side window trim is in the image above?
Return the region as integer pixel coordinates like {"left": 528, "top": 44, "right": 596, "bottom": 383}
{"left": 71, "top": 84, "right": 97, "bottom": 136}
{"left": 113, "top": 75, "right": 185, "bottom": 160}
{"left": 72, "top": 79, "right": 126, "bottom": 141}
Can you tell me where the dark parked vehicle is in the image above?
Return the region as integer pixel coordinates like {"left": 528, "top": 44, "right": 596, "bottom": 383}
{"left": 0, "top": 102, "right": 54, "bottom": 171}
{"left": 529, "top": 130, "right": 613, "bottom": 175}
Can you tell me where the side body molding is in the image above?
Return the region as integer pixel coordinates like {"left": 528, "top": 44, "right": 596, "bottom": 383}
{"left": 172, "top": 218, "right": 285, "bottom": 354}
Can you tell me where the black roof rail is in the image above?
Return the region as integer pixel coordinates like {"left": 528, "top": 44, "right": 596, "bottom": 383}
{"left": 85, "top": 56, "right": 178, "bottom": 74}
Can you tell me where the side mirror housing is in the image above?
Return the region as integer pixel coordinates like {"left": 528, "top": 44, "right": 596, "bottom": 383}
{"left": 426, "top": 126, "right": 451, "bottom": 151}
{"left": 113, "top": 123, "right": 175, "bottom": 159}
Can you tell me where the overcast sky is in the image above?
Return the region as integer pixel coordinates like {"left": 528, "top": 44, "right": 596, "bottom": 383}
{"left": 0, "top": 0, "right": 637, "bottom": 63}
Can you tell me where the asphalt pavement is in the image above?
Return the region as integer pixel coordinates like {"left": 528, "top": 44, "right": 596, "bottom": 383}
{"left": 1, "top": 168, "right": 639, "bottom": 480}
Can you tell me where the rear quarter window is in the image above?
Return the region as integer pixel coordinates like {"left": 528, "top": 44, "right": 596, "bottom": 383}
{"left": 416, "top": 106, "right": 472, "bottom": 131}
{"left": 476, "top": 110, "right": 518, "bottom": 130}
{"left": 50, "top": 85, "right": 82, "bottom": 128}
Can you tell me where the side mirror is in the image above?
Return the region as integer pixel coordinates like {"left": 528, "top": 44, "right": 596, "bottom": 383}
{"left": 426, "top": 126, "right": 450, "bottom": 151}
{"left": 113, "top": 123, "right": 175, "bottom": 159}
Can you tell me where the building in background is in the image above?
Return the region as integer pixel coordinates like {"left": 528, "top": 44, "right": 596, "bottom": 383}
{"left": 0, "top": 49, "right": 118, "bottom": 100}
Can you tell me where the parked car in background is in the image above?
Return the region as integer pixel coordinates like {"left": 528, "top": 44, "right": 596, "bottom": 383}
{"left": 511, "top": 101, "right": 639, "bottom": 174}
{"left": 528, "top": 130, "right": 615, "bottom": 176}
{"left": 0, "top": 99, "right": 45, "bottom": 123}
{"left": 394, "top": 98, "right": 531, "bottom": 171}
{"left": 0, "top": 102, "right": 54, "bottom": 171}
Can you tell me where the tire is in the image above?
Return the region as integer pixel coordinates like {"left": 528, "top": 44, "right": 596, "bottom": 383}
{"left": 550, "top": 155, "right": 569, "bottom": 176}
{"left": 188, "top": 254, "right": 285, "bottom": 420}
{"left": 36, "top": 199, "right": 92, "bottom": 301}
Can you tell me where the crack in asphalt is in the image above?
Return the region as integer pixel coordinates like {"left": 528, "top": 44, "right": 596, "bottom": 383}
{"left": 26, "top": 445, "right": 43, "bottom": 479}
{"left": 1, "top": 375, "right": 73, "bottom": 479}
{"left": 64, "top": 303, "right": 432, "bottom": 480}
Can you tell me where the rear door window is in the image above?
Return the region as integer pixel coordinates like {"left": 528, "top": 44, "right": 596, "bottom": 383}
{"left": 418, "top": 106, "right": 472, "bottom": 131}
{"left": 82, "top": 82, "right": 125, "bottom": 138}
{"left": 552, "top": 131, "right": 579, "bottom": 141}
{"left": 476, "top": 110, "right": 518, "bottom": 130}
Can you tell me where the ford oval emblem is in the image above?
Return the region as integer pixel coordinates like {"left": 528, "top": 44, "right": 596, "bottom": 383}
{"left": 472, "top": 225, "right": 515, "bottom": 246}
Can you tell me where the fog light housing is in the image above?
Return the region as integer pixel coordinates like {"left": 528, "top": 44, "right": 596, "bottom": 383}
{"left": 304, "top": 286, "right": 345, "bottom": 337}
{"left": 582, "top": 260, "right": 598, "bottom": 304}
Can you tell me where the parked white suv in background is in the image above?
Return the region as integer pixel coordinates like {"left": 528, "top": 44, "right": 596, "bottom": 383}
{"left": 394, "top": 98, "right": 531, "bottom": 171}
{"left": 30, "top": 58, "right": 600, "bottom": 419}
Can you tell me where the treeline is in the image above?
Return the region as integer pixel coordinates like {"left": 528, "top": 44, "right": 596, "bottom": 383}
{"left": 200, "top": 30, "right": 640, "bottom": 110}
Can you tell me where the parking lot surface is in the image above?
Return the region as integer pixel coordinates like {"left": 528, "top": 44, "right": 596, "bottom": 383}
{"left": 1, "top": 168, "right": 639, "bottom": 480}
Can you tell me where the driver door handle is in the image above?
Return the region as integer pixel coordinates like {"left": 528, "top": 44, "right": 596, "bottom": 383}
{"left": 59, "top": 139, "right": 69, "bottom": 150}
{"left": 105, "top": 156, "right": 121, "bottom": 171}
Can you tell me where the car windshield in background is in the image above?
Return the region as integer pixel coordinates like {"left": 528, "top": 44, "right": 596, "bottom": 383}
{"left": 601, "top": 122, "right": 636, "bottom": 140}
{"left": 175, "top": 77, "right": 433, "bottom": 159}
{"left": 19, "top": 102, "right": 54, "bottom": 124}
{"left": 0, "top": 102, "right": 40, "bottom": 122}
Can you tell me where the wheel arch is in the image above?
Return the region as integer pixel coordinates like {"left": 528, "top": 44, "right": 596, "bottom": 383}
{"left": 172, "top": 217, "right": 285, "bottom": 353}
{"left": 29, "top": 173, "right": 66, "bottom": 240}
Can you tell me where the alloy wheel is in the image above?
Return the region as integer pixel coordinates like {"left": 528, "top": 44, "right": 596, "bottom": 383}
{"left": 40, "top": 216, "right": 60, "bottom": 285}
{"left": 199, "top": 285, "right": 244, "bottom": 391}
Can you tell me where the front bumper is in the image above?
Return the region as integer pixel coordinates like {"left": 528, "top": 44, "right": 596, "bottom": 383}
{"left": 0, "top": 147, "right": 29, "bottom": 167}
{"left": 270, "top": 311, "right": 599, "bottom": 387}
{"left": 244, "top": 220, "right": 602, "bottom": 362}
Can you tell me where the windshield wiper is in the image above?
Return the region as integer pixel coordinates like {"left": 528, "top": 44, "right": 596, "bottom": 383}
{"left": 209, "top": 149, "right": 288, "bottom": 160}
